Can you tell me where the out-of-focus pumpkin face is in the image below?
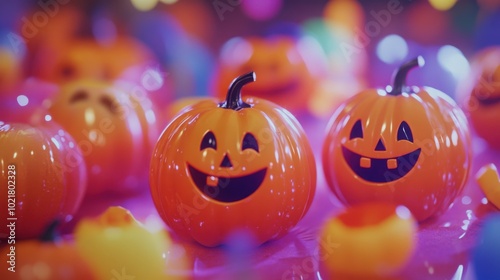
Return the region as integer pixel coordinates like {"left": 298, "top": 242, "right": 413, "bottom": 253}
{"left": 151, "top": 72, "right": 316, "bottom": 247}
{"left": 32, "top": 37, "right": 154, "bottom": 84}
{"left": 323, "top": 57, "right": 472, "bottom": 222}
{"left": 46, "top": 80, "right": 158, "bottom": 195}
{"left": 461, "top": 47, "right": 500, "bottom": 149}
{"left": 214, "top": 36, "right": 324, "bottom": 112}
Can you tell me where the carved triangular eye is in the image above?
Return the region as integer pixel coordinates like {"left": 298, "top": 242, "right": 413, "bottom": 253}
{"left": 200, "top": 131, "right": 217, "bottom": 150}
{"left": 397, "top": 121, "right": 413, "bottom": 142}
{"left": 242, "top": 133, "right": 259, "bottom": 152}
{"left": 350, "top": 119, "right": 363, "bottom": 139}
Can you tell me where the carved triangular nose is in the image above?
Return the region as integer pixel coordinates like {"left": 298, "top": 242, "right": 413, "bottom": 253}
{"left": 220, "top": 154, "right": 233, "bottom": 168}
{"left": 375, "top": 139, "right": 386, "bottom": 151}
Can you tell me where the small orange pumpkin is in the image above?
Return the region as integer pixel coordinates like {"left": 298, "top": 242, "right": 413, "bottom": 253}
{"left": 319, "top": 203, "right": 416, "bottom": 279}
{"left": 45, "top": 79, "right": 159, "bottom": 195}
{"left": 322, "top": 57, "right": 472, "bottom": 222}
{"left": 0, "top": 121, "right": 86, "bottom": 239}
{"left": 32, "top": 37, "right": 154, "bottom": 84}
{"left": 213, "top": 36, "right": 326, "bottom": 113}
{"left": 75, "top": 206, "right": 186, "bottom": 280}
{"left": 150, "top": 72, "right": 316, "bottom": 247}
{"left": 0, "top": 220, "right": 96, "bottom": 280}
{"left": 459, "top": 47, "right": 500, "bottom": 149}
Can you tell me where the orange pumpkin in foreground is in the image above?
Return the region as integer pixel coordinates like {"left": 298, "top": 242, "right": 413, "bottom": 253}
{"left": 150, "top": 72, "right": 316, "bottom": 247}
{"left": 322, "top": 57, "right": 471, "bottom": 222}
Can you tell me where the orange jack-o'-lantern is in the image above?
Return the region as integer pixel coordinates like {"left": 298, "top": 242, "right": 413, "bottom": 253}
{"left": 151, "top": 72, "right": 316, "bottom": 247}
{"left": 213, "top": 36, "right": 326, "bottom": 113}
{"left": 32, "top": 37, "right": 154, "bottom": 84}
{"left": 45, "top": 80, "right": 159, "bottom": 195}
{"left": 459, "top": 47, "right": 500, "bottom": 149}
{"left": 322, "top": 57, "right": 471, "bottom": 222}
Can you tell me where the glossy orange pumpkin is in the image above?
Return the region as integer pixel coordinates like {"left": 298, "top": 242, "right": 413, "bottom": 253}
{"left": 460, "top": 47, "right": 500, "bottom": 149}
{"left": 32, "top": 37, "right": 154, "bottom": 84}
{"left": 0, "top": 121, "right": 87, "bottom": 239}
{"left": 0, "top": 220, "right": 96, "bottom": 280}
{"left": 150, "top": 72, "right": 316, "bottom": 247}
{"left": 322, "top": 57, "right": 471, "bottom": 222}
{"left": 45, "top": 79, "right": 159, "bottom": 195}
{"left": 214, "top": 36, "right": 326, "bottom": 113}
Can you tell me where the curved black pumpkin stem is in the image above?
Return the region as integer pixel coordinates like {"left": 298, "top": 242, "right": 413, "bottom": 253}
{"left": 389, "top": 56, "right": 425, "bottom": 96}
{"left": 219, "top": 72, "right": 256, "bottom": 111}
{"left": 39, "top": 219, "right": 62, "bottom": 243}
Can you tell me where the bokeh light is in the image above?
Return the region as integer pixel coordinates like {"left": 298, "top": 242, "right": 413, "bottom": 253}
{"left": 220, "top": 37, "right": 253, "bottom": 67}
{"left": 429, "top": 0, "right": 458, "bottom": 11}
{"left": 323, "top": 0, "right": 364, "bottom": 32}
{"left": 437, "top": 45, "right": 470, "bottom": 81}
{"left": 131, "top": 0, "right": 158, "bottom": 11}
{"left": 376, "top": 34, "right": 409, "bottom": 64}
{"left": 16, "top": 95, "right": 28, "bottom": 107}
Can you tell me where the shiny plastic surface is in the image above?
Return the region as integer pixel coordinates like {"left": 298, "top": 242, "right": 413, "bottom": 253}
{"left": 69, "top": 113, "right": 493, "bottom": 280}
{"left": 322, "top": 60, "right": 472, "bottom": 222}
{"left": 150, "top": 73, "right": 316, "bottom": 247}
{"left": 0, "top": 121, "right": 87, "bottom": 239}
{"left": 46, "top": 80, "right": 159, "bottom": 195}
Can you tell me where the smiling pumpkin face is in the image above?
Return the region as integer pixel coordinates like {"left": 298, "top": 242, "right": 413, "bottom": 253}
{"left": 46, "top": 80, "right": 158, "bottom": 195}
{"left": 323, "top": 57, "right": 471, "bottom": 222}
{"left": 214, "top": 36, "right": 324, "bottom": 112}
{"left": 151, "top": 72, "right": 316, "bottom": 247}
{"left": 461, "top": 47, "right": 500, "bottom": 149}
{"left": 188, "top": 129, "right": 268, "bottom": 202}
{"left": 342, "top": 119, "right": 421, "bottom": 183}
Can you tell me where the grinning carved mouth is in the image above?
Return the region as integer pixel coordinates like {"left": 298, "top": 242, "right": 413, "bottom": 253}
{"left": 476, "top": 95, "right": 500, "bottom": 106}
{"left": 188, "top": 164, "right": 267, "bottom": 203}
{"left": 342, "top": 146, "right": 421, "bottom": 183}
